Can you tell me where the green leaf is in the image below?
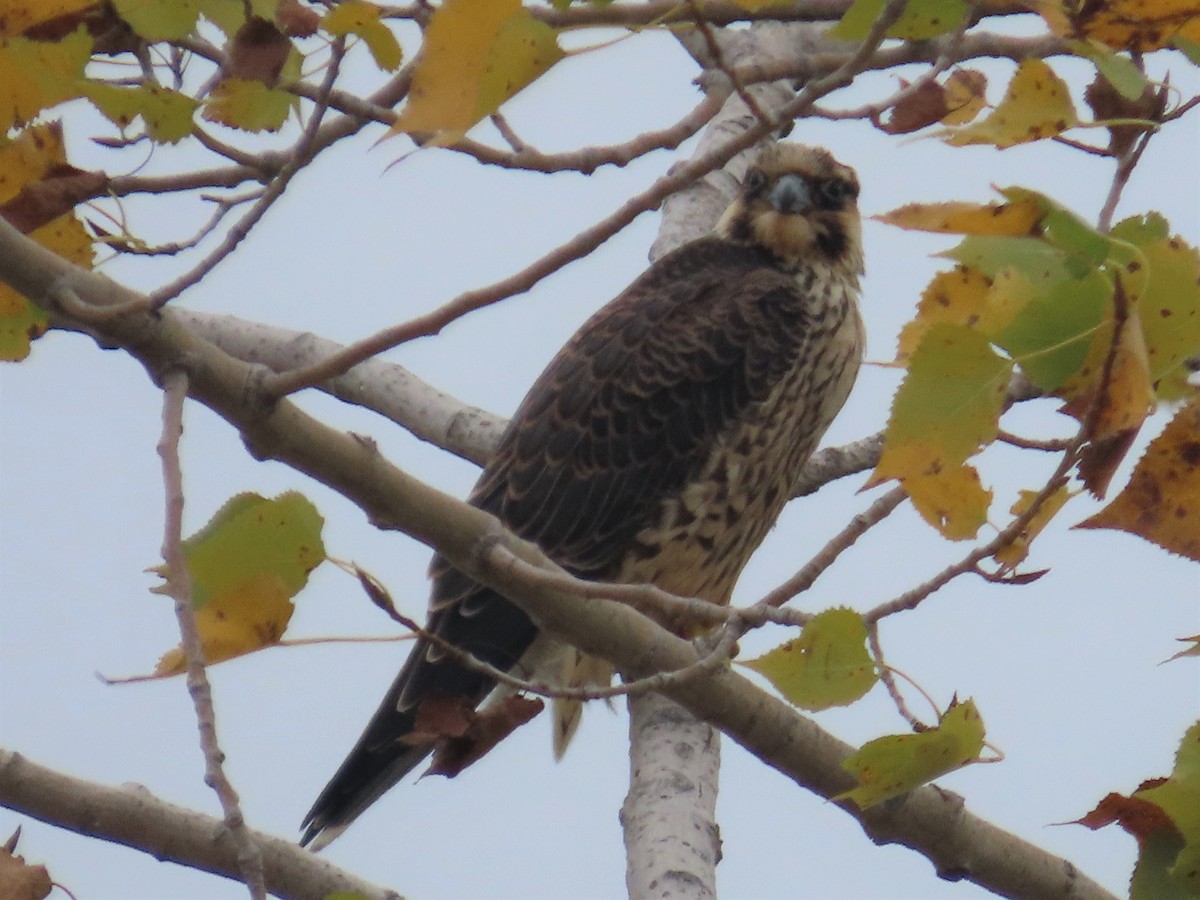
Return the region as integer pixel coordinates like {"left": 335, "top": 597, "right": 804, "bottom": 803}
{"left": 741, "top": 608, "right": 878, "bottom": 710}
{"left": 1136, "top": 722, "right": 1200, "bottom": 895}
{"left": 202, "top": 78, "right": 297, "bottom": 132}
{"left": 1070, "top": 40, "right": 1152, "bottom": 100}
{"left": 1171, "top": 35, "right": 1200, "bottom": 65}
{"left": 1132, "top": 828, "right": 1193, "bottom": 900}
{"left": 838, "top": 700, "right": 986, "bottom": 808}
{"left": 113, "top": 0, "right": 204, "bottom": 40}
{"left": 169, "top": 491, "right": 326, "bottom": 609}
{"left": 870, "top": 323, "right": 1009, "bottom": 539}
{"left": 83, "top": 84, "right": 199, "bottom": 143}
{"left": 995, "top": 269, "right": 1111, "bottom": 391}
{"left": 946, "top": 235, "right": 1075, "bottom": 284}
{"left": 1112, "top": 212, "right": 1170, "bottom": 244}
{"left": 875, "top": 323, "right": 1011, "bottom": 475}
{"left": 830, "top": 0, "right": 968, "bottom": 40}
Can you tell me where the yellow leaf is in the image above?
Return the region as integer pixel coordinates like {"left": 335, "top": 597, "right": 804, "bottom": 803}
{"left": 895, "top": 266, "right": 993, "bottom": 362}
{"left": 941, "top": 68, "right": 988, "bottom": 125}
{"left": 0, "top": 122, "right": 66, "bottom": 205}
{"left": 1077, "top": 395, "right": 1200, "bottom": 561}
{"left": 1047, "top": 0, "right": 1200, "bottom": 51}
{"left": 876, "top": 198, "right": 1042, "bottom": 236}
{"left": 0, "top": 28, "right": 91, "bottom": 132}
{"left": 905, "top": 464, "right": 993, "bottom": 540}
{"left": 838, "top": 699, "right": 986, "bottom": 808}
{"left": 995, "top": 484, "right": 1072, "bottom": 567}
{"left": 394, "top": 0, "right": 562, "bottom": 142}
{"left": 742, "top": 608, "right": 878, "bottom": 710}
{"left": 1113, "top": 221, "right": 1200, "bottom": 398}
{"left": 151, "top": 492, "right": 325, "bottom": 672}
{"left": 942, "top": 59, "right": 1079, "bottom": 148}
{"left": 322, "top": 0, "right": 402, "bottom": 71}
{"left": 202, "top": 77, "right": 297, "bottom": 132}
{"left": 155, "top": 572, "right": 295, "bottom": 673}
{"left": 871, "top": 324, "right": 1010, "bottom": 474}
{"left": 0, "top": 0, "right": 96, "bottom": 38}
{"left": 830, "top": 0, "right": 969, "bottom": 40}
{"left": 0, "top": 176, "right": 93, "bottom": 360}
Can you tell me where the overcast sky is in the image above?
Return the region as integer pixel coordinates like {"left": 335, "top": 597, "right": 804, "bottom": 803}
{"left": 1, "top": 19, "right": 1198, "bottom": 900}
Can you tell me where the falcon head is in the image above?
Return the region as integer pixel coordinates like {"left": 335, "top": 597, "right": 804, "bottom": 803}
{"left": 717, "top": 144, "right": 862, "bottom": 276}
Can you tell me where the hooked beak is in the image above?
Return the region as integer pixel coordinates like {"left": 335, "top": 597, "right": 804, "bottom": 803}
{"left": 768, "top": 174, "right": 811, "bottom": 215}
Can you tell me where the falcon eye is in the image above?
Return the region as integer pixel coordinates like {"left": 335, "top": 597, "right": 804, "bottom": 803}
{"left": 816, "top": 178, "right": 858, "bottom": 210}
{"left": 743, "top": 168, "right": 768, "bottom": 197}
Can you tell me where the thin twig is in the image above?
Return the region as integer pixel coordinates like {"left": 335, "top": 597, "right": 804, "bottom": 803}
{"left": 449, "top": 91, "right": 726, "bottom": 175}
{"left": 489, "top": 112, "right": 528, "bottom": 152}
{"left": 686, "top": 0, "right": 772, "bottom": 126}
{"left": 1097, "top": 119, "right": 1155, "bottom": 233}
{"left": 755, "top": 486, "right": 908, "bottom": 612}
{"left": 867, "top": 621, "right": 927, "bottom": 730}
{"left": 997, "top": 429, "right": 1072, "bottom": 452}
{"left": 349, "top": 557, "right": 737, "bottom": 702}
{"left": 157, "top": 371, "right": 265, "bottom": 900}
{"left": 147, "top": 42, "right": 348, "bottom": 307}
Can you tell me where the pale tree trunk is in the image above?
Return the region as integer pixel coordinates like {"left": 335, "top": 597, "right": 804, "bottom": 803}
{"left": 622, "top": 693, "right": 721, "bottom": 900}
{"left": 620, "top": 19, "right": 849, "bottom": 899}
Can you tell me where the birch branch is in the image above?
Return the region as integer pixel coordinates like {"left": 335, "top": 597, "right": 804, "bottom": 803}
{"left": 0, "top": 749, "right": 401, "bottom": 900}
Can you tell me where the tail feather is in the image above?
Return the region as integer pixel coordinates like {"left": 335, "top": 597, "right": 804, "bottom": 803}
{"left": 552, "top": 649, "right": 614, "bottom": 760}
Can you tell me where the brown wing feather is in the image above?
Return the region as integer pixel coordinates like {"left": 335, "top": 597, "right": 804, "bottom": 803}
{"left": 301, "top": 237, "right": 819, "bottom": 845}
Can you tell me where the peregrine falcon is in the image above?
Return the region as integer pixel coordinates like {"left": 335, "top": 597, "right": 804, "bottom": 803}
{"left": 302, "top": 143, "right": 865, "bottom": 847}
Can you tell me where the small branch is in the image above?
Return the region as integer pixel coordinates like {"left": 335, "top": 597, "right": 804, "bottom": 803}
{"left": 686, "top": 0, "right": 772, "bottom": 126}
{"left": 157, "top": 372, "right": 266, "bottom": 900}
{"left": 353, "top": 555, "right": 737, "bottom": 703}
{"left": 867, "top": 622, "right": 928, "bottom": 730}
{"left": 0, "top": 748, "right": 402, "bottom": 900}
{"left": 102, "top": 190, "right": 260, "bottom": 258}
{"left": 997, "top": 429, "right": 1072, "bottom": 452}
{"left": 146, "top": 42, "right": 356, "bottom": 306}
{"left": 489, "top": 112, "right": 528, "bottom": 152}
{"left": 448, "top": 92, "right": 727, "bottom": 175}
{"left": 1097, "top": 120, "right": 1154, "bottom": 233}
{"left": 755, "top": 486, "right": 908, "bottom": 612}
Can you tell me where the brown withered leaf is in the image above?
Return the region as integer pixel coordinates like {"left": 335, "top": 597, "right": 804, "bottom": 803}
{"left": 1063, "top": 297, "right": 1155, "bottom": 496}
{"left": 276, "top": 0, "right": 320, "bottom": 37}
{"left": 1085, "top": 75, "right": 1166, "bottom": 156}
{"left": 0, "top": 163, "right": 107, "bottom": 234}
{"left": 423, "top": 693, "right": 544, "bottom": 778}
{"left": 0, "top": 846, "right": 52, "bottom": 900}
{"left": 879, "top": 79, "right": 950, "bottom": 134}
{"left": 225, "top": 16, "right": 291, "bottom": 84}
{"left": 1077, "top": 394, "right": 1200, "bottom": 560}
{"left": 1072, "top": 788, "right": 1176, "bottom": 844}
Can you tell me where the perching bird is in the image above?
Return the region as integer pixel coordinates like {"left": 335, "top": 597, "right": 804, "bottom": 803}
{"left": 301, "top": 142, "right": 865, "bottom": 848}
